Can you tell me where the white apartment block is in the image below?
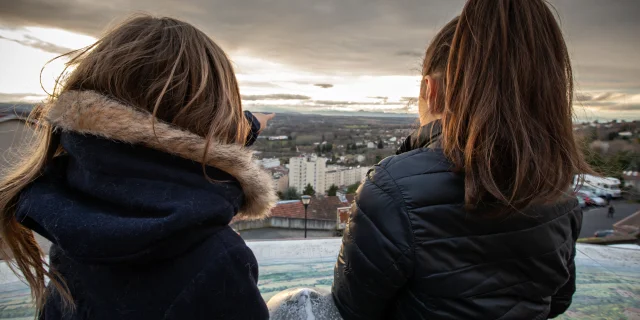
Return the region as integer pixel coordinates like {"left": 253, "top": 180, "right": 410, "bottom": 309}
{"left": 325, "top": 167, "right": 369, "bottom": 191}
{"left": 255, "top": 158, "right": 281, "bottom": 169}
{"left": 289, "top": 155, "right": 328, "bottom": 194}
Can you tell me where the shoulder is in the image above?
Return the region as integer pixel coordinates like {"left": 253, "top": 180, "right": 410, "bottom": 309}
{"left": 379, "top": 148, "right": 453, "bottom": 179}
{"left": 366, "top": 148, "right": 463, "bottom": 208}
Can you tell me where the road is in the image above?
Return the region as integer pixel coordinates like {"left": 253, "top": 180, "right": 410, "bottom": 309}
{"left": 579, "top": 200, "right": 639, "bottom": 238}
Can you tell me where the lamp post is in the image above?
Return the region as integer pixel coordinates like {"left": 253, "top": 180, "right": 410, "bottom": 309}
{"left": 301, "top": 195, "right": 311, "bottom": 238}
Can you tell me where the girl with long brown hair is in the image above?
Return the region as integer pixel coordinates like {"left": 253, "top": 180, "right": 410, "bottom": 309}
{"left": 0, "top": 15, "right": 276, "bottom": 319}
{"left": 332, "top": 0, "right": 588, "bottom": 319}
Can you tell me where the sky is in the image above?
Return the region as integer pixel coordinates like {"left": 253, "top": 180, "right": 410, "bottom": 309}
{"left": 0, "top": 0, "right": 639, "bottom": 121}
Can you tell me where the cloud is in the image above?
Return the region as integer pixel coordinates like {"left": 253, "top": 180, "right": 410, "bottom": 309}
{"left": 0, "top": 92, "right": 46, "bottom": 103}
{"left": 0, "top": 34, "right": 73, "bottom": 54}
{"left": 574, "top": 91, "right": 640, "bottom": 113}
{"left": 1, "top": 0, "right": 639, "bottom": 115}
{"left": 605, "top": 103, "right": 640, "bottom": 111}
{"left": 0, "top": 0, "right": 464, "bottom": 75}
{"left": 576, "top": 92, "right": 628, "bottom": 102}
{"left": 313, "top": 100, "right": 360, "bottom": 106}
{"left": 241, "top": 94, "right": 311, "bottom": 101}
{"left": 238, "top": 80, "right": 280, "bottom": 89}
{"left": 313, "top": 100, "right": 404, "bottom": 107}
{"left": 395, "top": 50, "right": 423, "bottom": 58}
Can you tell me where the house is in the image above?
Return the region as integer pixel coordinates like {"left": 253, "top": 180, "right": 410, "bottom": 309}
{"left": 623, "top": 171, "right": 640, "bottom": 191}
{"left": 367, "top": 142, "right": 375, "bottom": 149}
{"left": 267, "top": 135, "right": 289, "bottom": 141}
{"left": 231, "top": 195, "right": 355, "bottom": 240}
{"left": 256, "top": 157, "right": 281, "bottom": 169}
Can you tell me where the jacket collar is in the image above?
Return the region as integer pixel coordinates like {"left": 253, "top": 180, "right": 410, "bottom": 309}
{"left": 45, "top": 90, "right": 276, "bottom": 220}
{"left": 397, "top": 120, "right": 442, "bottom": 154}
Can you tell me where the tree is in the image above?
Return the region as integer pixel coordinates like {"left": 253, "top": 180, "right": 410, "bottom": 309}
{"left": 346, "top": 182, "right": 361, "bottom": 194}
{"left": 303, "top": 183, "right": 316, "bottom": 196}
{"left": 587, "top": 127, "right": 598, "bottom": 142}
{"left": 315, "top": 144, "right": 321, "bottom": 153}
{"left": 580, "top": 140, "right": 638, "bottom": 181}
{"left": 279, "top": 187, "right": 300, "bottom": 200}
{"left": 377, "top": 139, "right": 384, "bottom": 149}
{"left": 327, "top": 184, "right": 339, "bottom": 196}
{"left": 607, "top": 132, "right": 618, "bottom": 141}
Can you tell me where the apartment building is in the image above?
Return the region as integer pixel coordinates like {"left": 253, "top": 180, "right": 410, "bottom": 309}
{"left": 289, "top": 155, "right": 328, "bottom": 193}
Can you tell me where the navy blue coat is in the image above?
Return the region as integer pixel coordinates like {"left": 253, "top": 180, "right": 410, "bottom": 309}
{"left": 16, "top": 91, "right": 277, "bottom": 320}
{"left": 332, "top": 121, "right": 582, "bottom": 320}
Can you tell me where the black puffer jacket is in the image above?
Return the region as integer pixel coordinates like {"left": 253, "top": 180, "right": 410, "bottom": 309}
{"left": 332, "top": 121, "right": 582, "bottom": 320}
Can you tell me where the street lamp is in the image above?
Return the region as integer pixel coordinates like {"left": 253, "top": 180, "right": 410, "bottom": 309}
{"left": 301, "top": 195, "right": 312, "bottom": 238}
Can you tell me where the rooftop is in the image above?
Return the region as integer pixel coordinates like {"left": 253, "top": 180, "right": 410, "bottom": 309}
{"left": 234, "top": 195, "right": 355, "bottom": 223}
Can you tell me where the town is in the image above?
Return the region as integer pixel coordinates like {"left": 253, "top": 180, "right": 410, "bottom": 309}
{"left": 250, "top": 113, "right": 415, "bottom": 197}
{"left": 225, "top": 112, "right": 640, "bottom": 242}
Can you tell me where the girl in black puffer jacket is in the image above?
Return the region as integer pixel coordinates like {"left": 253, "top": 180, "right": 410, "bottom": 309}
{"left": 332, "top": 1, "right": 589, "bottom": 319}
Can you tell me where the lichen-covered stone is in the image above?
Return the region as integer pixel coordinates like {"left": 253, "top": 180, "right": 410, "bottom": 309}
{"left": 268, "top": 287, "right": 343, "bottom": 320}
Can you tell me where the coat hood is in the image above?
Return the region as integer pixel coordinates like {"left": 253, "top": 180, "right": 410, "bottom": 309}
{"left": 46, "top": 91, "right": 276, "bottom": 219}
{"left": 16, "top": 91, "right": 276, "bottom": 263}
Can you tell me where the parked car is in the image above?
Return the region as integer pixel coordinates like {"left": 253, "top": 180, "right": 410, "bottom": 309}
{"left": 593, "top": 230, "right": 615, "bottom": 238}
{"left": 577, "top": 191, "right": 606, "bottom": 206}
{"left": 576, "top": 196, "right": 586, "bottom": 208}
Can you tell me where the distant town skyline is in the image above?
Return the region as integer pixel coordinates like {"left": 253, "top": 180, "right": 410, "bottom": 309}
{"left": 0, "top": 0, "right": 639, "bottom": 121}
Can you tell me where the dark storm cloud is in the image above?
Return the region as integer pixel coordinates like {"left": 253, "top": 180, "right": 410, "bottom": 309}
{"left": 313, "top": 83, "right": 333, "bottom": 89}
{"left": 241, "top": 94, "right": 311, "bottom": 101}
{"left": 0, "top": 0, "right": 464, "bottom": 75}
{"left": 1, "top": 0, "right": 639, "bottom": 112}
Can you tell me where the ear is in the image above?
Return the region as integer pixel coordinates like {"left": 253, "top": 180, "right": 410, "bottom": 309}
{"left": 423, "top": 75, "right": 438, "bottom": 102}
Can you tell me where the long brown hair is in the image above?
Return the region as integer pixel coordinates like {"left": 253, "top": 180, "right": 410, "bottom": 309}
{"left": 0, "top": 15, "right": 250, "bottom": 311}
{"left": 421, "top": 0, "right": 591, "bottom": 211}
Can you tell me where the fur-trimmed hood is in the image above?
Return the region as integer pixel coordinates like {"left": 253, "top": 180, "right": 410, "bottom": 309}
{"left": 45, "top": 90, "right": 276, "bottom": 220}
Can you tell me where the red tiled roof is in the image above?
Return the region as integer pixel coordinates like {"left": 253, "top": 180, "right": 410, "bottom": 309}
{"left": 270, "top": 201, "right": 305, "bottom": 219}
{"left": 232, "top": 195, "right": 355, "bottom": 223}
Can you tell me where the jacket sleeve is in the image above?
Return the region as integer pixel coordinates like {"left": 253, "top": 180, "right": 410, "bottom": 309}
{"left": 332, "top": 166, "right": 415, "bottom": 320}
{"left": 548, "top": 208, "right": 583, "bottom": 318}
{"left": 244, "top": 111, "right": 261, "bottom": 147}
